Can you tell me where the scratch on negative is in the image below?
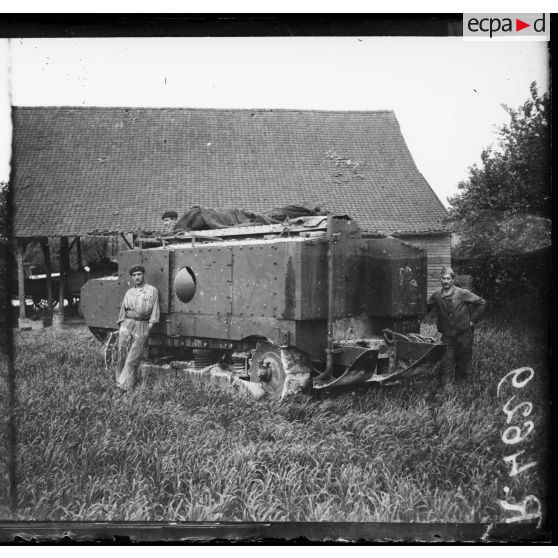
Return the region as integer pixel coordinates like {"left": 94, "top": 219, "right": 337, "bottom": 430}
{"left": 481, "top": 523, "right": 494, "bottom": 542}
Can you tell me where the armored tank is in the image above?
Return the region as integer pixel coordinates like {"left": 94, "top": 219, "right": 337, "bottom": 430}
{"left": 81, "top": 215, "right": 445, "bottom": 398}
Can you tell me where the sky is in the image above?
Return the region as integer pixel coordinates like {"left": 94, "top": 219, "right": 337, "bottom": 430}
{"left": 0, "top": 36, "right": 549, "bottom": 206}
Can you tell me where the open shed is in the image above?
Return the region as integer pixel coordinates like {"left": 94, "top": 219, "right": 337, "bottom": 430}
{"left": 11, "top": 106, "right": 450, "bottom": 324}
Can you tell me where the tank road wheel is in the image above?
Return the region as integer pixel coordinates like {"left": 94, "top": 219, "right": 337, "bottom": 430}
{"left": 250, "top": 342, "right": 286, "bottom": 399}
{"left": 250, "top": 342, "right": 312, "bottom": 399}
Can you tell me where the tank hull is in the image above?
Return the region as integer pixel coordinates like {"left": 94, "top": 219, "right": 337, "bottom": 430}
{"left": 82, "top": 217, "right": 444, "bottom": 396}
{"left": 82, "top": 233, "right": 427, "bottom": 362}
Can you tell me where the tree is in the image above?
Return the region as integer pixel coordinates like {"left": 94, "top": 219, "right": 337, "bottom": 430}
{"left": 0, "top": 181, "right": 7, "bottom": 240}
{"left": 449, "top": 83, "right": 550, "bottom": 316}
{"left": 0, "top": 181, "right": 10, "bottom": 345}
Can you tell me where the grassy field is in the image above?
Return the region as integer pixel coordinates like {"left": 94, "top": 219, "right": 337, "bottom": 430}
{"left": 0, "top": 318, "right": 549, "bottom": 522}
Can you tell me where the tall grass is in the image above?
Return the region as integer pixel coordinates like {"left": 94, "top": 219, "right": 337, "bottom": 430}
{"left": 1, "top": 320, "right": 549, "bottom": 522}
{"left": 0, "top": 350, "right": 12, "bottom": 519}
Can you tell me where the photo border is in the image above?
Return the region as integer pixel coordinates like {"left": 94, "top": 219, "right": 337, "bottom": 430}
{"left": 0, "top": 13, "right": 553, "bottom": 544}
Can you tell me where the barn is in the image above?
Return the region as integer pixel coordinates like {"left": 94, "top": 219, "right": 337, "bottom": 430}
{"left": 11, "top": 106, "right": 450, "bottom": 323}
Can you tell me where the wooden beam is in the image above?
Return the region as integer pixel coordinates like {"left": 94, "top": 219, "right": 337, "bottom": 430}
{"left": 64, "top": 236, "right": 72, "bottom": 311}
{"left": 58, "top": 236, "right": 69, "bottom": 318}
{"left": 120, "top": 232, "right": 133, "bottom": 250}
{"left": 40, "top": 238, "right": 53, "bottom": 316}
{"left": 16, "top": 240, "right": 26, "bottom": 321}
{"left": 75, "top": 236, "right": 83, "bottom": 269}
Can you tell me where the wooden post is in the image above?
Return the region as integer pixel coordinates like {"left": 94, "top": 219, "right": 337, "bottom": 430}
{"left": 64, "top": 237, "right": 72, "bottom": 312}
{"left": 16, "top": 240, "right": 26, "bottom": 322}
{"left": 58, "top": 236, "right": 69, "bottom": 320}
{"left": 75, "top": 236, "right": 83, "bottom": 269}
{"left": 40, "top": 238, "right": 53, "bottom": 319}
{"left": 121, "top": 232, "right": 133, "bottom": 250}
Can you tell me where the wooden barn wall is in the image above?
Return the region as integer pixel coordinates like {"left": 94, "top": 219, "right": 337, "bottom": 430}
{"left": 398, "top": 233, "right": 452, "bottom": 297}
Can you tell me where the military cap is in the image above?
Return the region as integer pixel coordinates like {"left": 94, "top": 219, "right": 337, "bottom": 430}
{"left": 129, "top": 265, "right": 145, "bottom": 275}
{"left": 162, "top": 210, "right": 178, "bottom": 220}
{"left": 440, "top": 266, "right": 455, "bottom": 277}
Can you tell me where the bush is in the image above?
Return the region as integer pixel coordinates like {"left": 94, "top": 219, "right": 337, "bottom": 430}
{"left": 453, "top": 246, "right": 550, "bottom": 325}
{"left": 449, "top": 83, "right": 550, "bottom": 326}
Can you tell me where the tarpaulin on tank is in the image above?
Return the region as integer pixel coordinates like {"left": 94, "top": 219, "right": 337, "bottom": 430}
{"left": 174, "top": 205, "right": 321, "bottom": 231}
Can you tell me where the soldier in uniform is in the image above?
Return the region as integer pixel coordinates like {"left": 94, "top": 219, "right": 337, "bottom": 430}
{"left": 116, "top": 265, "right": 160, "bottom": 391}
{"left": 425, "top": 266, "right": 486, "bottom": 383}
{"left": 161, "top": 210, "right": 179, "bottom": 234}
{"left": 133, "top": 211, "right": 179, "bottom": 247}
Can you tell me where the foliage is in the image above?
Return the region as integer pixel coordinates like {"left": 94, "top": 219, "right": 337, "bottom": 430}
{"left": 453, "top": 248, "right": 550, "bottom": 325}
{"left": 0, "top": 182, "right": 11, "bottom": 349}
{"left": 0, "top": 180, "right": 12, "bottom": 509}
{"left": 450, "top": 81, "right": 550, "bottom": 229}
{"left": 449, "top": 83, "right": 550, "bottom": 313}
{"left": 0, "top": 181, "right": 7, "bottom": 241}
{"left": 1, "top": 322, "right": 549, "bottom": 523}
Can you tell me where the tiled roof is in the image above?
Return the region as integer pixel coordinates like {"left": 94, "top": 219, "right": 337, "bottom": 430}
{"left": 11, "top": 107, "right": 448, "bottom": 238}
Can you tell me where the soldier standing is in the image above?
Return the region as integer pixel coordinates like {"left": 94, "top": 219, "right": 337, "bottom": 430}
{"left": 425, "top": 266, "right": 486, "bottom": 383}
{"left": 116, "top": 265, "right": 160, "bottom": 391}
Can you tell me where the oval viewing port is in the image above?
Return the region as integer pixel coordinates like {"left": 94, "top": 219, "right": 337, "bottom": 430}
{"left": 174, "top": 266, "right": 197, "bottom": 303}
